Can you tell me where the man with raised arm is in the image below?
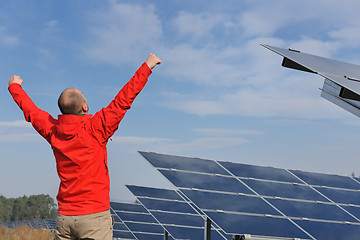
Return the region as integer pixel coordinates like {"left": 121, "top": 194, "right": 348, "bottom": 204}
{"left": 8, "top": 53, "right": 162, "bottom": 240}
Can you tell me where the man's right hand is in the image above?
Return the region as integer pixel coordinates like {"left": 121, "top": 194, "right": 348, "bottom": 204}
{"left": 9, "top": 75, "right": 23, "bottom": 86}
{"left": 146, "top": 53, "right": 162, "bottom": 70}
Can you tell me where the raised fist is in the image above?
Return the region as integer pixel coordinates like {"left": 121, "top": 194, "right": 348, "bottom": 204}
{"left": 9, "top": 75, "right": 23, "bottom": 86}
{"left": 146, "top": 53, "right": 162, "bottom": 70}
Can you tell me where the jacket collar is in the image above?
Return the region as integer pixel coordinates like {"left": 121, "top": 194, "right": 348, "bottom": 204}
{"left": 58, "top": 114, "right": 92, "bottom": 124}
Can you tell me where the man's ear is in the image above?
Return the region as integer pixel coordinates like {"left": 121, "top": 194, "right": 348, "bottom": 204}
{"left": 82, "top": 103, "right": 88, "bottom": 113}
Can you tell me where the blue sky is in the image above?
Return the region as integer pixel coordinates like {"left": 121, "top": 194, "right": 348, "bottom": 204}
{"left": 2, "top": 0, "right": 360, "bottom": 203}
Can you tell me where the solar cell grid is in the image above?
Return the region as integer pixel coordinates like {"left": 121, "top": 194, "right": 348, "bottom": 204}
{"left": 290, "top": 170, "right": 360, "bottom": 190}
{"left": 113, "top": 230, "right": 136, "bottom": 240}
{"left": 124, "top": 221, "right": 163, "bottom": 234}
{"left": 116, "top": 211, "right": 157, "bottom": 223}
{"left": 126, "top": 184, "right": 183, "bottom": 201}
{"left": 151, "top": 211, "right": 204, "bottom": 227}
{"left": 140, "top": 151, "right": 230, "bottom": 175}
{"left": 180, "top": 190, "right": 280, "bottom": 216}
{"left": 218, "top": 161, "right": 302, "bottom": 183}
{"left": 111, "top": 201, "right": 147, "bottom": 213}
{"left": 127, "top": 185, "right": 231, "bottom": 240}
{"left": 110, "top": 202, "right": 170, "bottom": 240}
{"left": 138, "top": 197, "right": 198, "bottom": 214}
{"left": 159, "top": 169, "right": 253, "bottom": 194}
{"left": 294, "top": 220, "right": 360, "bottom": 240}
{"left": 139, "top": 151, "right": 360, "bottom": 239}
{"left": 267, "top": 198, "right": 357, "bottom": 222}
{"left": 110, "top": 207, "right": 137, "bottom": 239}
{"left": 204, "top": 211, "right": 311, "bottom": 239}
{"left": 342, "top": 206, "right": 360, "bottom": 220}
{"left": 163, "top": 225, "right": 228, "bottom": 240}
{"left": 314, "top": 187, "right": 360, "bottom": 206}
{"left": 241, "top": 179, "right": 329, "bottom": 202}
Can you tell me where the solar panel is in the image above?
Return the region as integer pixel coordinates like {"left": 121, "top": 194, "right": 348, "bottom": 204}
{"left": 203, "top": 211, "right": 310, "bottom": 239}
{"left": 219, "top": 161, "right": 301, "bottom": 183}
{"left": 262, "top": 44, "right": 360, "bottom": 118}
{"left": 0, "top": 219, "right": 56, "bottom": 230}
{"left": 139, "top": 151, "right": 360, "bottom": 240}
{"left": 293, "top": 220, "right": 360, "bottom": 240}
{"left": 289, "top": 169, "right": 360, "bottom": 189}
{"left": 140, "top": 151, "right": 230, "bottom": 175}
{"left": 314, "top": 187, "right": 360, "bottom": 205}
{"left": 126, "top": 185, "right": 231, "bottom": 240}
{"left": 110, "top": 208, "right": 137, "bottom": 239}
{"left": 240, "top": 179, "right": 329, "bottom": 201}
{"left": 261, "top": 44, "right": 360, "bottom": 95}
{"left": 110, "top": 202, "right": 168, "bottom": 240}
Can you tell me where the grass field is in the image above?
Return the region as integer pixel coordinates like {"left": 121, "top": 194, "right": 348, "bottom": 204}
{"left": 0, "top": 225, "right": 54, "bottom": 240}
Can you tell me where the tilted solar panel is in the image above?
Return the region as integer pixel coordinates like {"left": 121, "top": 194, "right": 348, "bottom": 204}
{"left": 262, "top": 44, "right": 360, "bottom": 117}
{"left": 126, "top": 185, "right": 232, "bottom": 240}
{"left": 261, "top": 44, "right": 360, "bottom": 95}
{"left": 139, "top": 151, "right": 360, "bottom": 240}
{"left": 110, "top": 208, "right": 137, "bottom": 239}
{"left": 110, "top": 201, "right": 169, "bottom": 240}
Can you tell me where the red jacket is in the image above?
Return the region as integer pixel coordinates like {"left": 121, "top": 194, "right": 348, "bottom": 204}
{"left": 8, "top": 63, "right": 152, "bottom": 215}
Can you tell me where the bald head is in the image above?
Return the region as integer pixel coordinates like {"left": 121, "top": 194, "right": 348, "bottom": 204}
{"left": 58, "top": 88, "right": 88, "bottom": 115}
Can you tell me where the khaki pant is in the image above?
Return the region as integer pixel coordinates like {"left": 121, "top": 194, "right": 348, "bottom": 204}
{"left": 54, "top": 210, "right": 113, "bottom": 240}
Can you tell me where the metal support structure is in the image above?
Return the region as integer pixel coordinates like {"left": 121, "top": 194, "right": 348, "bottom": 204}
{"left": 232, "top": 235, "right": 241, "bottom": 240}
{"left": 204, "top": 217, "right": 211, "bottom": 240}
{"left": 164, "top": 230, "right": 169, "bottom": 240}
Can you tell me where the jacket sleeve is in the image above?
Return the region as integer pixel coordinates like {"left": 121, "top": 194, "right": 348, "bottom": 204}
{"left": 90, "top": 62, "right": 152, "bottom": 143}
{"left": 8, "top": 83, "right": 56, "bottom": 143}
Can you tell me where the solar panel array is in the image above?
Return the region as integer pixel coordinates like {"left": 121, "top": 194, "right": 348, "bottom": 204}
{"left": 0, "top": 219, "right": 56, "bottom": 230}
{"left": 126, "top": 185, "right": 231, "bottom": 240}
{"left": 139, "top": 151, "right": 360, "bottom": 240}
{"left": 8, "top": 150, "right": 360, "bottom": 239}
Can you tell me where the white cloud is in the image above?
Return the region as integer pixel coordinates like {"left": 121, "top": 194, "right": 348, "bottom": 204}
{"left": 0, "top": 120, "right": 31, "bottom": 127}
{"left": 194, "top": 128, "right": 263, "bottom": 136}
{"left": 160, "top": 43, "right": 251, "bottom": 86}
{"left": 110, "top": 136, "right": 173, "bottom": 145}
{"left": 289, "top": 38, "right": 341, "bottom": 58}
{"left": 0, "top": 133, "right": 41, "bottom": 142}
{"left": 82, "top": 1, "right": 360, "bottom": 121}
{"left": 46, "top": 20, "right": 58, "bottom": 28}
{"left": 109, "top": 133, "right": 249, "bottom": 156}
{"left": 0, "top": 27, "right": 19, "bottom": 46}
{"left": 171, "top": 11, "right": 229, "bottom": 41}
{"left": 329, "top": 26, "right": 360, "bottom": 49}
{"left": 152, "top": 137, "right": 248, "bottom": 154}
{"left": 0, "top": 120, "right": 40, "bottom": 142}
{"left": 163, "top": 90, "right": 343, "bottom": 119}
{"left": 85, "top": 2, "right": 162, "bottom": 66}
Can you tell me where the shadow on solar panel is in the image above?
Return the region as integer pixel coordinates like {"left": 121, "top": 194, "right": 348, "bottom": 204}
{"left": 138, "top": 151, "right": 360, "bottom": 240}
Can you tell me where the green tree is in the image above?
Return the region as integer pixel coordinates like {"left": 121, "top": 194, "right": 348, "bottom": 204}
{"left": 0, "top": 195, "right": 14, "bottom": 222}
{"left": 0, "top": 194, "right": 57, "bottom": 222}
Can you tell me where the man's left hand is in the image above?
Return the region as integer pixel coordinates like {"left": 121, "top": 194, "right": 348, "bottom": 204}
{"left": 9, "top": 75, "right": 23, "bottom": 86}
